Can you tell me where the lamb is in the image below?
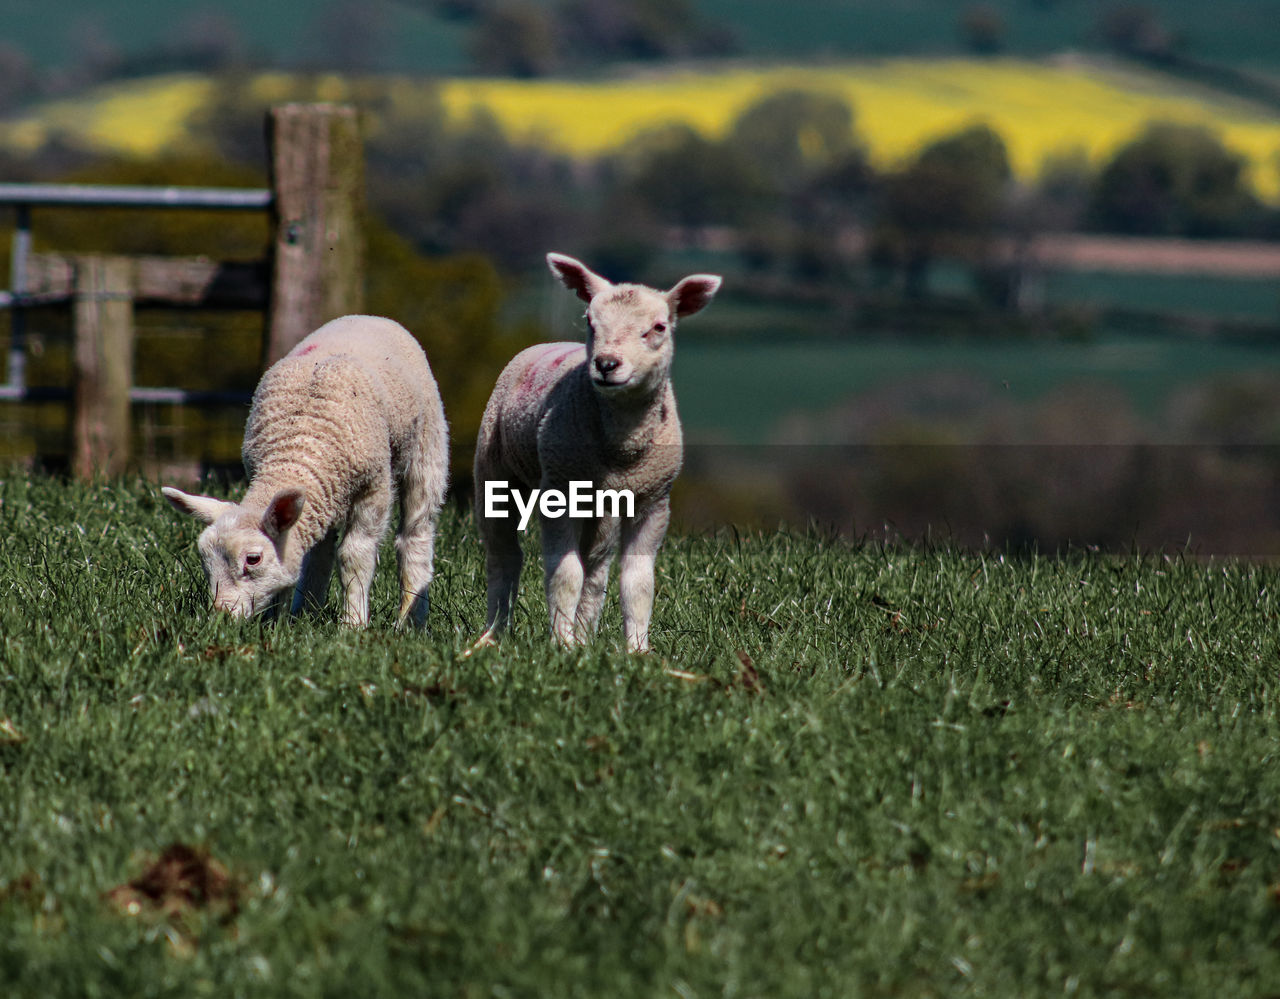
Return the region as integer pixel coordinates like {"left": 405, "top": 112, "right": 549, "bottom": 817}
{"left": 162, "top": 315, "right": 449, "bottom": 628}
{"left": 473, "top": 252, "right": 720, "bottom": 652}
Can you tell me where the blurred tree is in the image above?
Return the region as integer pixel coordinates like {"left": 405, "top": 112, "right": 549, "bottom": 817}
{"left": 580, "top": 196, "right": 663, "bottom": 281}
{"left": 388, "top": 107, "right": 586, "bottom": 267}
{"left": 307, "top": 0, "right": 391, "bottom": 72}
{"left": 430, "top": 0, "right": 488, "bottom": 20}
{"left": 725, "top": 89, "right": 862, "bottom": 198}
{"left": 555, "top": 0, "right": 737, "bottom": 64}
{"left": 164, "top": 8, "right": 249, "bottom": 73}
{"left": 193, "top": 79, "right": 588, "bottom": 270}
{"left": 469, "top": 2, "right": 560, "bottom": 77}
{"left": 1096, "top": 4, "right": 1177, "bottom": 58}
{"left": 1088, "top": 122, "right": 1259, "bottom": 236}
{"left": 0, "top": 42, "right": 38, "bottom": 115}
{"left": 726, "top": 89, "right": 872, "bottom": 280}
{"left": 609, "top": 123, "right": 769, "bottom": 229}
{"left": 959, "top": 4, "right": 1006, "bottom": 55}
{"left": 897, "top": 124, "right": 1011, "bottom": 231}
{"left": 559, "top": 0, "right": 668, "bottom": 60}
{"left": 1033, "top": 148, "right": 1094, "bottom": 231}
{"left": 34, "top": 156, "right": 271, "bottom": 258}
{"left": 65, "top": 16, "right": 122, "bottom": 87}
{"left": 188, "top": 74, "right": 273, "bottom": 168}
{"left": 364, "top": 224, "right": 536, "bottom": 469}
{"left": 879, "top": 123, "right": 1012, "bottom": 297}
{"left": 806, "top": 151, "right": 876, "bottom": 211}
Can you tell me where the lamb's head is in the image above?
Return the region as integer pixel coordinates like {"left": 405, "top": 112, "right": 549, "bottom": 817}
{"left": 161, "top": 486, "right": 306, "bottom": 618}
{"left": 548, "top": 252, "right": 720, "bottom": 402}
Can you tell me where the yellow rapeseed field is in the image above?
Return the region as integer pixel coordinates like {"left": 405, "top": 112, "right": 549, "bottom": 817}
{"left": 4, "top": 58, "right": 1280, "bottom": 198}
{"left": 3, "top": 74, "right": 216, "bottom": 158}
{"left": 437, "top": 59, "right": 1280, "bottom": 197}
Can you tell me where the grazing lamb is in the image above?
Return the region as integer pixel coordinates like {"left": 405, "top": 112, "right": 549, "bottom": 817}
{"left": 473, "top": 252, "right": 720, "bottom": 652}
{"left": 163, "top": 315, "right": 448, "bottom": 628}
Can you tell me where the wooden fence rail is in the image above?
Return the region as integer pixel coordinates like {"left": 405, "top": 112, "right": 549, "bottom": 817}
{"left": 0, "top": 102, "right": 365, "bottom": 478}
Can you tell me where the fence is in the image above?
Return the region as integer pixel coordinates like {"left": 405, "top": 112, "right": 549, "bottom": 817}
{"left": 0, "top": 102, "right": 365, "bottom": 478}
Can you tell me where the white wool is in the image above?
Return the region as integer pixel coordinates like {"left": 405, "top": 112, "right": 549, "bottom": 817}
{"left": 164, "top": 315, "right": 448, "bottom": 628}
{"left": 473, "top": 253, "right": 720, "bottom": 652}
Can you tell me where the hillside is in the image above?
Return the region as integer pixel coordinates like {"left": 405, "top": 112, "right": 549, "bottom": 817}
{"left": 4, "top": 0, "right": 1280, "bottom": 75}
{"left": 5, "top": 58, "right": 1280, "bottom": 199}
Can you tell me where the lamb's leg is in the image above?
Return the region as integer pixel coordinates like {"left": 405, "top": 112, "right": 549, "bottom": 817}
{"left": 574, "top": 517, "right": 618, "bottom": 642}
{"left": 618, "top": 498, "right": 671, "bottom": 653}
{"left": 542, "top": 514, "right": 585, "bottom": 647}
{"left": 395, "top": 443, "right": 447, "bottom": 630}
{"left": 477, "top": 499, "right": 523, "bottom": 642}
{"left": 338, "top": 485, "right": 391, "bottom": 628}
{"left": 292, "top": 529, "right": 337, "bottom": 616}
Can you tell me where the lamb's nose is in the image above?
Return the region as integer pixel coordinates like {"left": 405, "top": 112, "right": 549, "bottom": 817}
{"left": 594, "top": 355, "right": 621, "bottom": 375}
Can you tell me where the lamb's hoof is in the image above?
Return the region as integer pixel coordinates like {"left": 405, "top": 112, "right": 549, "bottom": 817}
{"left": 396, "top": 592, "right": 428, "bottom": 631}
{"left": 461, "top": 632, "right": 500, "bottom": 658}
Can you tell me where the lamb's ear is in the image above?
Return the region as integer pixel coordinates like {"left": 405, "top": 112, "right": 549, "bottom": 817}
{"left": 161, "top": 486, "right": 234, "bottom": 526}
{"left": 667, "top": 274, "right": 722, "bottom": 317}
{"left": 547, "top": 252, "right": 612, "bottom": 303}
{"left": 261, "top": 489, "right": 306, "bottom": 541}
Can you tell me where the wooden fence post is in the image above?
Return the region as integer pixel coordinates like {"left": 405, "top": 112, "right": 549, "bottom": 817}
{"left": 264, "top": 103, "right": 365, "bottom": 367}
{"left": 72, "top": 255, "right": 135, "bottom": 479}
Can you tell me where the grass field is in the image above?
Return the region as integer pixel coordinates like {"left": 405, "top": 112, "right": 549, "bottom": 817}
{"left": 675, "top": 332, "right": 1280, "bottom": 444}
{"left": 8, "top": 0, "right": 1280, "bottom": 77}
{"left": 6, "top": 57, "right": 1280, "bottom": 198}
{"left": 4, "top": 474, "right": 1280, "bottom": 995}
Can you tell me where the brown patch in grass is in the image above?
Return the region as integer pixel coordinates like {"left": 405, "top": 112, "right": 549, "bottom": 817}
{"left": 1, "top": 871, "right": 41, "bottom": 905}
{"left": 0, "top": 717, "right": 26, "bottom": 745}
{"left": 399, "top": 681, "right": 465, "bottom": 704}
{"left": 200, "top": 644, "right": 259, "bottom": 661}
{"left": 685, "top": 893, "right": 723, "bottom": 919}
{"left": 104, "top": 843, "right": 240, "bottom": 923}
{"left": 738, "top": 598, "right": 782, "bottom": 630}
{"left": 733, "top": 650, "right": 766, "bottom": 695}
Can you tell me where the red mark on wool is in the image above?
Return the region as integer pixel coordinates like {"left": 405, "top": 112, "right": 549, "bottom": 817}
{"left": 511, "top": 347, "right": 577, "bottom": 406}
{"left": 513, "top": 369, "right": 539, "bottom": 405}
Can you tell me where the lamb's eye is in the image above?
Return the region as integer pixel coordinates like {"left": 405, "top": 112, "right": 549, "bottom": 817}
{"left": 245, "top": 552, "right": 262, "bottom": 568}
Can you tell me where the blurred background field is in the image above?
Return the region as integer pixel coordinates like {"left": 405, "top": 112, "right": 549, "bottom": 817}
{"left": 3, "top": 0, "right": 1280, "bottom": 75}
{"left": 3, "top": 0, "right": 1280, "bottom": 552}
{"left": 7, "top": 59, "right": 1280, "bottom": 196}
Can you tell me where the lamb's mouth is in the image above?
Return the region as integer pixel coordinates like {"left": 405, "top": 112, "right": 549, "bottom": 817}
{"left": 591, "top": 375, "right": 633, "bottom": 391}
{"left": 214, "top": 595, "right": 270, "bottom": 618}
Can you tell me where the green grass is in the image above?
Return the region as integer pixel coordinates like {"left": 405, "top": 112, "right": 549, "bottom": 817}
{"left": 4, "top": 473, "right": 1280, "bottom": 996}
{"left": 675, "top": 332, "right": 1280, "bottom": 443}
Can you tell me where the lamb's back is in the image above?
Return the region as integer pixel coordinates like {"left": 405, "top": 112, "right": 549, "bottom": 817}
{"left": 478, "top": 342, "right": 586, "bottom": 486}
{"left": 285, "top": 316, "right": 440, "bottom": 430}
{"left": 246, "top": 316, "right": 442, "bottom": 483}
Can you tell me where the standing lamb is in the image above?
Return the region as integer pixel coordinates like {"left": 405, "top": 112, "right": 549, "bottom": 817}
{"left": 473, "top": 252, "right": 720, "bottom": 652}
{"left": 163, "top": 315, "right": 449, "bottom": 628}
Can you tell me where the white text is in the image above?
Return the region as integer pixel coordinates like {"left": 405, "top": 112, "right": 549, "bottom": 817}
{"left": 484, "top": 480, "right": 636, "bottom": 531}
